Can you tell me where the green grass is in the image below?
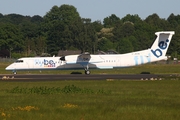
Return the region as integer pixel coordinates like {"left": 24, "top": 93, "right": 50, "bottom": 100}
{"left": 0, "top": 80, "right": 180, "bottom": 120}
{"left": 0, "top": 62, "right": 180, "bottom": 119}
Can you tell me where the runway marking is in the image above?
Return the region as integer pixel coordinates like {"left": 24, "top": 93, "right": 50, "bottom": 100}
{"left": 0, "top": 74, "right": 164, "bottom": 81}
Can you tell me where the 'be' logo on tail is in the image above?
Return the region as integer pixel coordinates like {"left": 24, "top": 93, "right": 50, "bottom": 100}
{"left": 151, "top": 39, "right": 169, "bottom": 58}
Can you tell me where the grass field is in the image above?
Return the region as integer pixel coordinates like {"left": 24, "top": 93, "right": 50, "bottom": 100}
{"left": 0, "top": 80, "right": 180, "bottom": 120}
{"left": 0, "top": 62, "right": 180, "bottom": 120}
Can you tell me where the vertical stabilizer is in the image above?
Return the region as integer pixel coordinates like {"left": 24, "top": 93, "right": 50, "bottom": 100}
{"left": 150, "top": 31, "right": 175, "bottom": 59}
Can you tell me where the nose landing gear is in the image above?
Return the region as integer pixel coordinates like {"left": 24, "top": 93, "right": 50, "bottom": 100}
{"left": 13, "top": 70, "right": 17, "bottom": 74}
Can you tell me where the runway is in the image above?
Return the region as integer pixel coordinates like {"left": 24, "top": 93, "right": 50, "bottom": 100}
{"left": 0, "top": 74, "right": 167, "bottom": 82}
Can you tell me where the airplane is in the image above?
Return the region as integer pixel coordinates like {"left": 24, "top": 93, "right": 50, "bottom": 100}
{"left": 5, "top": 31, "right": 175, "bottom": 75}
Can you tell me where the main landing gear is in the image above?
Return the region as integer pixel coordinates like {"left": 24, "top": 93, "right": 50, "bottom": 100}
{"left": 85, "top": 70, "right": 90, "bottom": 75}
{"left": 84, "top": 66, "right": 90, "bottom": 75}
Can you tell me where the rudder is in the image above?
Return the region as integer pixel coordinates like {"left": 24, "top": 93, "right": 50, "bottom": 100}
{"left": 150, "top": 31, "right": 175, "bottom": 58}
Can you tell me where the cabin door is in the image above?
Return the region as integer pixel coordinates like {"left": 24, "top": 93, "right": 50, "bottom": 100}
{"left": 27, "top": 59, "right": 34, "bottom": 69}
{"left": 116, "top": 57, "right": 121, "bottom": 67}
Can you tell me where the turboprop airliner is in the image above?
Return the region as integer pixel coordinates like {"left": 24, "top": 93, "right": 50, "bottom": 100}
{"left": 6, "top": 31, "right": 175, "bottom": 74}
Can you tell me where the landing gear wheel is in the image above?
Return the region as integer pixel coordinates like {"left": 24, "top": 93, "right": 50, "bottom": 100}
{"left": 13, "top": 71, "right": 17, "bottom": 74}
{"left": 85, "top": 70, "right": 90, "bottom": 75}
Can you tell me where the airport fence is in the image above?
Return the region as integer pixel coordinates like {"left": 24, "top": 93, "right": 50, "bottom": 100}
{"left": 0, "top": 58, "right": 16, "bottom": 63}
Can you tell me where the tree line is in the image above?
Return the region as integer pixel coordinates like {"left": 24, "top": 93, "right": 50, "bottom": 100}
{"left": 0, "top": 4, "right": 180, "bottom": 59}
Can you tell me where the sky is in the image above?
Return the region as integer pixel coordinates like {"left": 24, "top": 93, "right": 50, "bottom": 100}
{"left": 0, "top": 0, "right": 179, "bottom": 22}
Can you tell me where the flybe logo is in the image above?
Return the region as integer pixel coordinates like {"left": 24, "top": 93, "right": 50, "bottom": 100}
{"left": 44, "top": 59, "right": 55, "bottom": 67}
{"left": 151, "top": 39, "right": 169, "bottom": 58}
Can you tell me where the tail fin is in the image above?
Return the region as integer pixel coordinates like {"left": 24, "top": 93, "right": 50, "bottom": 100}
{"left": 150, "top": 31, "right": 175, "bottom": 59}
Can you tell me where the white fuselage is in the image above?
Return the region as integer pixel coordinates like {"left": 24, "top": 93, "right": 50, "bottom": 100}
{"left": 5, "top": 49, "right": 166, "bottom": 71}
{"left": 5, "top": 31, "right": 174, "bottom": 74}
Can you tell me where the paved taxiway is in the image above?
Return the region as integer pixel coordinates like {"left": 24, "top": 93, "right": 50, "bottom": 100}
{"left": 0, "top": 74, "right": 165, "bottom": 81}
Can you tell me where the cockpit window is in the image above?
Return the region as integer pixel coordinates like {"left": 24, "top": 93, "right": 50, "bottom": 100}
{"left": 15, "top": 60, "right": 23, "bottom": 63}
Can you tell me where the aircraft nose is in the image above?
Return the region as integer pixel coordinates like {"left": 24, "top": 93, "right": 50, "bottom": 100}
{"left": 5, "top": 65, "right": 13, "bottom": 70}
{"left": 5, "top": 66, "right": 10, "bottom": 70}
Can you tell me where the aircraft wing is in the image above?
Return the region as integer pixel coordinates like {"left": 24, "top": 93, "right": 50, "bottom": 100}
{"left": 60, "top": 52, "right": 104, "bottom": 65}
